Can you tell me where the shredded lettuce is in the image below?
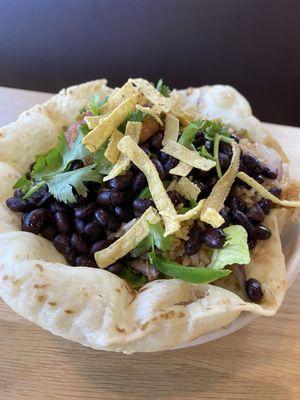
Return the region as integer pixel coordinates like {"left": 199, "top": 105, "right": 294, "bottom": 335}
{"left": 209, "top": 225, "right": 250, "bottom": 270}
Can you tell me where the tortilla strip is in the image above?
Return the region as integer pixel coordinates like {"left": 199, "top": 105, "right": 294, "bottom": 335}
{"left": 104, "top": 129, "right": 124, "bottom": 163}
{"left": 176, "top": 177, "right": 200, "bottom": 201}
{"left": 162, "top": 140, "right": 216, "bottom": 171}
{"left": 169, "top": 161, "right": 193, "bottom": 177}
{"left": 173, "top": 199, "right": 205, "bottom": 222}
{"left": 95, "top": 207, "right": 160, "bottom": 268}
{"left": 129, "top": 78, "right": 171, "bottom": 113}
{"left": 162, "top": 114, "right": 179, "bottom": 145}
{"left": 200, "top": 141, "right": 240, "bottom": 227}
{"left": 117, "top": 136, "right": 180, "bottom": 236}
{"left": 85, "top": 115, "right": 104, "bottom": 129}
{"left": 103, "top": 122, "right": 142, "bottom": 182}
{"left": 100, "top": 81, "right": 137, "bottom": 115}
{"left": 82, "top": 95, "right": 139, "bottom": 152}
{"left": 136, "top": 105, "right": 163, "bottom": 126}
{"left": 237, "top": 172, "right": 300, "bottom": 207}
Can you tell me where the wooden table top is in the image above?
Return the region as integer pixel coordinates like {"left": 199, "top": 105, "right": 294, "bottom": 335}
{"left": 0, "top": 86, "right": 299, "bottom": 400}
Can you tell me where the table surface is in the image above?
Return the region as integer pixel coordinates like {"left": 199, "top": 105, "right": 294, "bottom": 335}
{"left": 0, "top": 86, "right": 299, "bottom": 400}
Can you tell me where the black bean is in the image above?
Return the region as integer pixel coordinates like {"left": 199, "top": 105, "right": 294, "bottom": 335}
{"left": 204, "top": 139, "right": 213, "bottom": 153}
{"left": 94, "top": 209, "right": 121, "bottom": 232}
{"left": 86, "top": 181, "right": 102, "bottom": 192}
{"left": 96, "top": 190, "right": 128, "bottom": 206}
{"left": 151, "top": 157, "right": 166, "bottom": 180}
{"left": 256, "top": 175, "right": 265, "bottom": 184}
{"left": 241, "top": 153, "right": 263, "bottom": 176}
{"left": 22, "top": 209, "right": 48, "bottom": 234}
{"left": 228, "top": 196, "right": 247, "bottom": 213}
{"left": 220, "top": 208, "right": 230, "bottom": 228}
{"left": 53, "top": 233, "right": 70, "bottom": 254}
{"left": 230, "top": 210, "right": 254, "bottom": 236}
{"left": 158, "top": 151, "right": 170, "bottom": 163}
{"left": 108, "top": 170, "right": 133, "bottom": 190}
{"left": 27, "top": 186, "right": 51, "bottom": 207}
{"left": 133, "top": 198, "right": 153, "bottom": 213}
{"left": 114, "top": 206, "right": 134, "bottom": 222}
{"left": 68, "top": 194, "right": 89, "bottom": 208}
{"left": 219, "top": 152, "right": 231, "bottom": 171}
{"left": 106, "top": 263, "right": 123, "bottom": 275}
{"left": 258, "top": 198, "right": 272, "bottom": 214}
{"left": 203, "top": 228, "right": 226, "bottom": 249}
{"left": 269, "top": 187, "right": 282, "bottom": 198}
{"left": 75, "top": 255, "right": 97, "bottom": 268}
{"left": 90, "top": 239, "right": 113, "bottom": 254}
{"left": 167, "top": 190, "right": 186, "bottom": 207}
{"left": 193, "top": 180, "right": 210, "bottom": 198}
{"left": 150, "top": 131, "right": 164, "bottom": 150}
{"left": 245, "top": 278, "right": 263, "bottom": 302}
{"left": 193, "top": 132, "right": 205, "bottom": 148}
{"left": 163, "top": 156, "right": 179, "bottom": 172}
{"left": 84, "top": 221, "right": 105, "bottom": 240}
{"left": 247, "top": 237, "right": 257, "bottom": 250}
{"left": 54, "top": 211, "right": 72, "bottom": 233}
{"left": 6, "top": 197, "right": 32, "bottom": 212}
{"left": 185, "top": 226, "right": 202, "bottom": 256}
{"left": 70, "top": 159, "right": 84, "bottom": 170}
{"left": 74, "top": 202, "right": 97, "bottom": 219}
{"left": 253, "top": 224, "right": 272, "bottom": 240}
{"left": 41, "top": 225, "right": 56, "bottom": 241}
{"left": 262, "top": 165, "right": 278, "bottom": 180}
{"left": 65, "top": 247, "right": 77, "bottom": 265}
{"left": 132, "top": 172, "right": 147, "bottom": 193}
{"left": 74, "top": 218, "right": 86, "bottom": 233}
{"left": 49, "top": 201, "right": 70, "bottom": 213}
{"left": 247, "top": 204, "right": 265, "bottom": 224}
{"left": 139, "top": 143, "right": 152, "bottom": 156}
{"left": 219, "top": 141, "right": 233, "bottom": 158}
{"left": 71, "top": 232, "right": 89, "bottom": 253}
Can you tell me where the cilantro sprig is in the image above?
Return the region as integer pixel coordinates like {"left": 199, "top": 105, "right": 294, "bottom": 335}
{"left": 88, "top": 95, "right": 109, "bottom": 116}
{"left": 17, "top": 129, "right": 102, "bottom": 203}
{"left": 156, "top": 79, "right": 171, "bottom": 97}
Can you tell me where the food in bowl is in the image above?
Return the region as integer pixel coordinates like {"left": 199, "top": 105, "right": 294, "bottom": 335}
{"left": 0, "top": 78, "right": 299, "bottom": 353}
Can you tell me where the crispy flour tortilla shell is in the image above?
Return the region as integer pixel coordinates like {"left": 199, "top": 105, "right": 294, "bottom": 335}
{"left": 0, "top": 80, "right": 298, "bottom": 353}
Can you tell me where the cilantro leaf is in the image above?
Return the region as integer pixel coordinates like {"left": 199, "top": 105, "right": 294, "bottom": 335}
{"left": 156, "top": 79, "right": 171, "bottom": 97}
{"left": 88, "top": 95, "right": 109, "bottom": 116}
{"left": 13, "top": 176, "right": 32, "bottom": 194}
{"left": 44, "top": 164, "right": 102, "bottom": 203}
{"left": 178, "top": 120, "right": 202, "bottom": 149}
{"left": 117, "top": 110, "right": 145, "bottom": 133}
{"left": 199, "top": 145, "right": 215, "bottom": 161}
{"left": 93, "top": 140, "right": 113, "bottom": 175}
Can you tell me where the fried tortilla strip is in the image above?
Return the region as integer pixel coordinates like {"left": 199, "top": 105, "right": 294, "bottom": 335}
{"left": 162, "top": 140, "right": 216, "bottom": 171}
{"left": 176, "top": 177, "right": 200, "bottom": 201}
{"left": 171, "top": 199, "right": 205, "bottom": 222}
{"left": 85, "top": 115, "right": 104, "bottom": 129}
{"left": 95, "top": 207, "right": 160, "bottom": 268}
{"left": 118, "top": 136, "right": 180, "bottom": 236}
{"left": 237, "top": 172, "right": 300, "bottom": 207}
{"left": 82, "top": 95, "right": 139, "bottom": 152}
{"left": 103, "top": 122, "right": 142, "bottom": 181}
{"left": 169, "top": 161, "right": 193, "bottom": 177}
{"left": 104, "top": 129, "right": 124, "bottom": 163}
{"left": 162, "top": 114, "right": 179, "bottom": 145}
{"left": 129, "top": 78, "right": 171, "bottom": 113}
{"left": 201, "top": 141, "right": 240, "bottom": 227}
{"left": 100, "top": 81, "right": 138, "bottom": 115}
{"left": 136, "top": 105, "right": 163, "bottom": 126}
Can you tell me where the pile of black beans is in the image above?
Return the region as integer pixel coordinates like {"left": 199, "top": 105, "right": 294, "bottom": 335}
{"left": 6, "top": 129, "right": 281, "bottom": 300}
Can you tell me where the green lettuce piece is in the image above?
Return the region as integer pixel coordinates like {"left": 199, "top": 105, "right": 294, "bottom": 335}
{"left": 178, "top": 120, "right": 202, "bottom": 149}
{"left": 148, "top": 222, "right": 173, "bottom": 251}
{"left": 156, "top": 79, "right": 171, "bottom": 97}
{"left": 209, "top": 225, "right": 250, "bottom": 270}
{"left": 131, "top": 236, "right": 152, "bottom": 258}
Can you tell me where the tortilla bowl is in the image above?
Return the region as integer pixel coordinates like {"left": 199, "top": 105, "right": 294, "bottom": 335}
{"left": 0, "top": 79, "right": 299, "bottom": 353}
